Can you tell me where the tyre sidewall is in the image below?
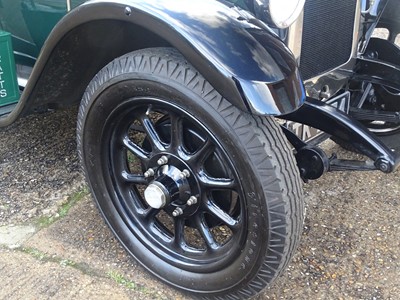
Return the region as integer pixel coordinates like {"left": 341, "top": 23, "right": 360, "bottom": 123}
{"left": 79, "top": 61, "right": 289, "bottom": 295}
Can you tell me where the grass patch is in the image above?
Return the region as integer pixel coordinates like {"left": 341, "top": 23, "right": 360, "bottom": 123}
{"left": 20, "top": 247, "right": 165, "bottom": 298}
{"left": 107, "top": 270, "right": 161, "bottom": 297}
{"left": 23, "top": 247, "right": 48, "bottom": 261}
{"left": 107, "top": 271, "right": 163, "bottom": 298}
{"left": 108, "top": 271, "right": 138, "bottom": 290}
{"left": 20, "top": 246, "right": 101, "bottom": 276}
{"left": 58, "top": 187, "right": 89, "bottom": 218}
{"left": 36, "top": 215, "right": 55, "bottom": 228}
{"left": 36, "top": 187, "right": 89, "bottom": 228}
{"left": 60, "top": 258, "right": 76, "bottom": 267}
{"left": 21, "top": 247, "right": 74, "bottom": 267}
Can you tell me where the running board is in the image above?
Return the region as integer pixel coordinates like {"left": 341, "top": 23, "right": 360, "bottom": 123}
{"left": 0, "top": 103, "right": 16, "bottom": 117}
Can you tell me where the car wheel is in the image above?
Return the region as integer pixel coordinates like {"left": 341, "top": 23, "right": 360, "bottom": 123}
{"left": 77, "top": 47, "right": 304, "bottom": 299}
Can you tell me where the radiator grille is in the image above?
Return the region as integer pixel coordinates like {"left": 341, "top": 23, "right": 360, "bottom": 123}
{"left": 299, "top": 0, "right": 357, "bottom": 80}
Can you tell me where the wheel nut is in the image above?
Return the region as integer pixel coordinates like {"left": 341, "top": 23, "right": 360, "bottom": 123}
{"left": 144, "top": 168, "right": 155, "bottom": 178}
{"left": 172, "top": 207, "right": 183, "bottom": 217}
{"left": 187, "top": 196, "right": 198, "bottom": 206}
{"left": 179, "top": 169, "right": 190, "bottom": 179}
{"left": 157, "top": 156, "right": 168, "bottom": 166}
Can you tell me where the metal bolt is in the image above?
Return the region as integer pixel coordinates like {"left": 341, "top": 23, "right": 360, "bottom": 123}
{"left": 179, "top": 169, "right": 190, "bottom": 179}
{"left": 172, "top": 207, "right": 183, "bottom": 217}
{"left": 379, "top": 162, "right": 389, "bottom": 173}
{"left": 369, "top": 87, "right": 375, "bottom": 96}
{"left": 124, "top": 7, "right": 132, "bottom": 16}
{"left": 187, "top": 196, "right": 198, "bottom": 206}
{"left": 144, "top": 168, "right": 155, "bottom": 178}
{"left": 320, "top": 85, "right": 330, "bottom": 99}
{"left": 157, "top": 156, "right": 168, "bottom": 166}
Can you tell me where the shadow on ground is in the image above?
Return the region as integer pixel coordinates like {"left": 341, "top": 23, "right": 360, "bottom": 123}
{"left": 0, "top": 108, "right": 399, "bottom": 299}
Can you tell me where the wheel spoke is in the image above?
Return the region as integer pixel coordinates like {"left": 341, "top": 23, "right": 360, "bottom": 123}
{"left": 196, "top": 214, "right": 219, "bottom": 250}
{"left": 122, "top": 189, "right": 152, "bottom": 219}
{"left": 169, "top": 113, "right": 184, "bottom": 150}
{"left": 173, "top": 218, "right": 186, "bottom": 248}
{"left": 122, "top": 135, "right": 149, "bottom": 161}
{"left": 121, "top": 170, "right": 147, "bottom": 184}
{"left": 198, "top": 172, "right": 236, "bottom": 190}
{"left": 205, "top": 198, "right": 240, "bottom": 229}
{"left": 142, "top": 207, "right": 159, "bottom": 222}
{"left": 188, "top": 139, "right": 215, "bottom": 164}
{"left": 140, "top": 114, "right": 165, "bottom": 152}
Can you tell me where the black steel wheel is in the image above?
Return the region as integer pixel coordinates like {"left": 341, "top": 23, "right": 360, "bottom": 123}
{"left": 77, "top": 48, "right": 304, "bottom": 299}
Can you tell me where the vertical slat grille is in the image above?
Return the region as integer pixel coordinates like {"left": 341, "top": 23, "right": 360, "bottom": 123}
{"left": 299, "top": 0, "right": 357, "bottom": 80}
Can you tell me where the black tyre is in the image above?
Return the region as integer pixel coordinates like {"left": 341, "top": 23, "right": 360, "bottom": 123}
{"left": 77, "top": 48, "right": 304, "bottom": 299}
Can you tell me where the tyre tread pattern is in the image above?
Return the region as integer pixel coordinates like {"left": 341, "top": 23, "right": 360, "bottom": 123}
{"left": 77, "top": 47, "right": 304, "bottom": 300}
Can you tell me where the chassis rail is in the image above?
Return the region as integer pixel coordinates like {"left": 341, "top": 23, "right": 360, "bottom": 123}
{"left": 280, "top": 97, "right": 400, "bottom": 179}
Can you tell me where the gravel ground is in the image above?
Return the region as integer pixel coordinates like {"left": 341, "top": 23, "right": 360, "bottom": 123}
{"left": 0, "top": 108, "right": 83, "bottom": 226}
{"left": 0, "top": 28, "right": 399, "bottom": 300}
{"left": 260, "top": 146, "right": 400, "bottom": 300}
{"left": 0, "top": 106, "right": 398, "bottom": 299}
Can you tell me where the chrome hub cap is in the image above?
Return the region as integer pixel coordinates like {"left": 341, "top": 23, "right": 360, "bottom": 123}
{"left": 144, "top": 182, "right": 168, "bottom": 209}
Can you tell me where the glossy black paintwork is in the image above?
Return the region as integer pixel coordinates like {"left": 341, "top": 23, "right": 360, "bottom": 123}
{"left": 76, "top": 0, "right": 303, "bottom": 115}
{"left": 378, "top": 0, "right": 400, "bottom": 41}
{"left": 281, "top": 126, "right": 330, "bottom": 180}
{"left": 358, "top": 0, "right": 389, "bottom": 53}
{"left": 0, "top": 0, "right": 305, "bottom": 127}
{"left": 353, "top": 58, "right": 400, "bottom": 91}
{"left": 366, "top": 37, "right": 400, "bottom": 66}
{"left": 282, "top": 97, "right": 400, "bottom": 173}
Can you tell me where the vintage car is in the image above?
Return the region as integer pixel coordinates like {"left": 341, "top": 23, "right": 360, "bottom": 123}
{"left": 0, "top": 0, "right": 399, "bottom": 298}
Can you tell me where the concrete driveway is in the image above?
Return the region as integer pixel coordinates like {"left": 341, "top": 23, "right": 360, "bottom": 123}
{"left": 0, "top": 107, "right": 399, "bottom": 299}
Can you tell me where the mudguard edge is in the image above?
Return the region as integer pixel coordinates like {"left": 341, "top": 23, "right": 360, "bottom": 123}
{"left": 0, "top": 0, "right": 305, "bottom": 127}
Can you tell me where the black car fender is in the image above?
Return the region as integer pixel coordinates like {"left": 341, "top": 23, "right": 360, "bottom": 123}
{"left": 1, "top": 0, "right": 305, "bottom": 126}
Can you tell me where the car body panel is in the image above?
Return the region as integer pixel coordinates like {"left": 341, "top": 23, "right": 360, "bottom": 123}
{"left": 0, "top": 0, "right": 305, "bottom": 127}
{"left": 0, "top": 0, "right": 68, "bottom": 65}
